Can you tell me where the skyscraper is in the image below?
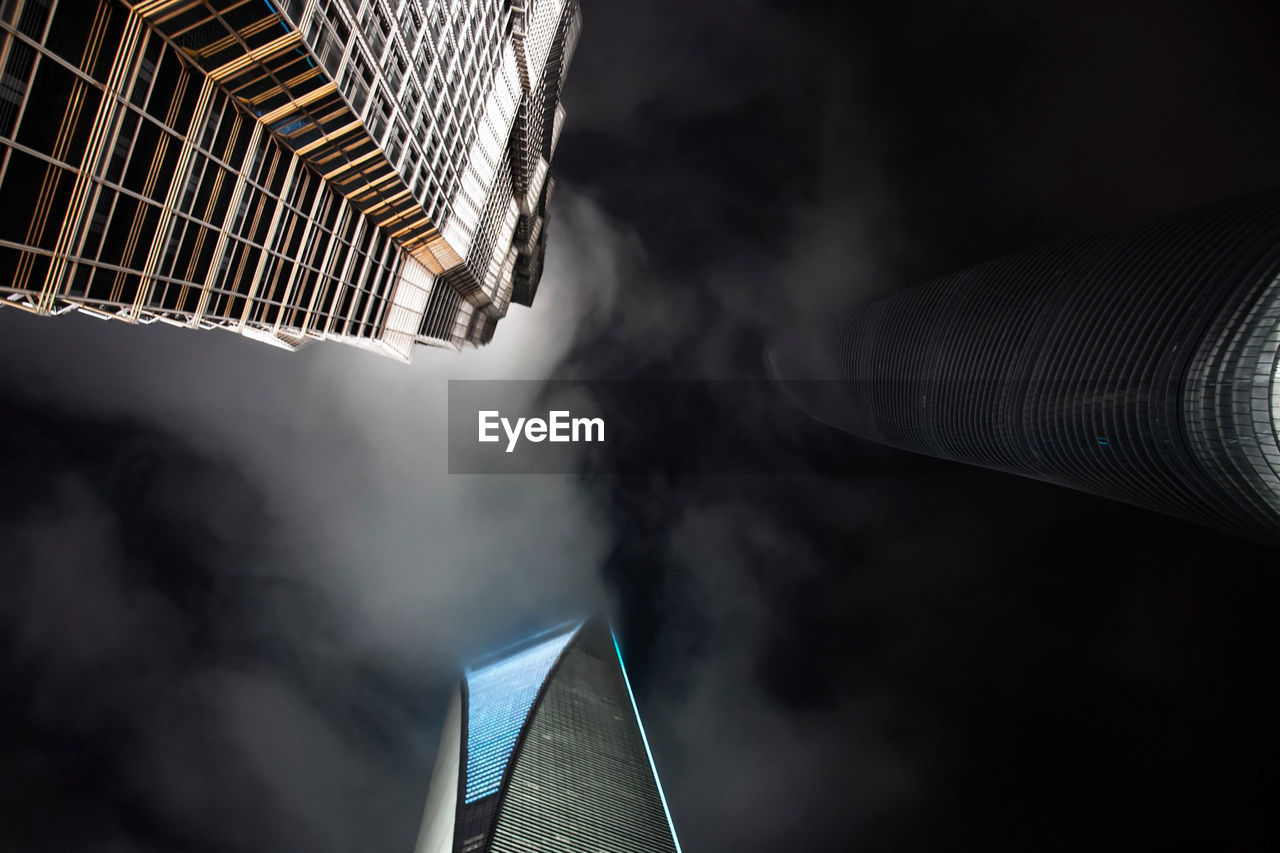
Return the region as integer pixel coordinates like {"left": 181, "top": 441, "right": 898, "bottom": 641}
{"left": 771, "top": 191, "right": 1280, "bottom": 545}
{"left": 416, "top": 619, "right": 682, "bottom": 853}
{"left": 0, "top": 0, "right": 580, "bottom": 359}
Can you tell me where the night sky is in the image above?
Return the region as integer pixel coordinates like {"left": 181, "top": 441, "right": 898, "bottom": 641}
{"left": 4, "top": 1, "right": 1280, "bottom": 851}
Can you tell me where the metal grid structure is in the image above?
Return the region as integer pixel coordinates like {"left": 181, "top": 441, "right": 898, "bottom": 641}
{"left": 775, "top": 191, "right": 1280, "bottom": 545}
{"left": 416, "top": 619, "right": 683, "bottom": 853}
{"left": 0, "top": 0, "right": 581, "bottom": 359}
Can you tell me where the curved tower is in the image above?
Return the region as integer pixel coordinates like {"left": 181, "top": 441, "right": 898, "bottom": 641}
{"left": 772, "top": 191, "right": 1280, "bottom": 545}
{"left": 416, "top": 619, "right": 682, "bottom": 853}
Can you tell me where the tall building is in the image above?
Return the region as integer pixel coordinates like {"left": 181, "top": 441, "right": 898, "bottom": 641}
{"left": 0, "top": 0, "right": 580, "bottom": 359}
{"left": 771, "top": 191, "right": 1280, "bottom": 545}
{"left": 416, "top": 619, "right": 682, "bottom": 853}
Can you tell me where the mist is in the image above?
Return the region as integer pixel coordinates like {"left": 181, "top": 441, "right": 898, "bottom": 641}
{"left": 0, "top": 190, "right": 633, "bottom": 853}
{"left": 5, "top": 0, "right": 1280, "bottom": 850}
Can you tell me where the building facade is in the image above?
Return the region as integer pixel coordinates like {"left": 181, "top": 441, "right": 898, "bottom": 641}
{"left": 772, "top": 191, "right": 1280, "bottom": 545}
{"left": 0, "top": 0, "right": 580, "bottom": 359}
{"left": 416, "top": 619, "right": 682, "bottom": 853}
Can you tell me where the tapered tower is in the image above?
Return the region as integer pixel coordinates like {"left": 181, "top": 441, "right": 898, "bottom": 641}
{"left": 416, "top": 619, "right": 682, "bottom": 853}
{"left": 772, "top": 191, "right": 1280, "bottom": 545}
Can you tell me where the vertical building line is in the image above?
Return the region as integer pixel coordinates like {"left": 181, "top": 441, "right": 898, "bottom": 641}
{"left": 612, "top": 630, "right": 684, "bottom": 853}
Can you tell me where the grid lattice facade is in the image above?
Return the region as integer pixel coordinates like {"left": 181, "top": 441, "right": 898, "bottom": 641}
{"left": 0, "top": 0, "right": 580, "bottom": 359}
{"left": 416, "top": 619, "right": 682, "bottom": 853}
{"left": 775, "top": 192, "right": 1280, "bottom": 545}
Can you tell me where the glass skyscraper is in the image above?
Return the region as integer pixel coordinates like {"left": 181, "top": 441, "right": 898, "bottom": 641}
{"left": 416, "top": 619, "right": 682, "bottom": 853}
{"left": 0, "top": 0, "right": 580, "bottom": 359}
{"left": 772, "top": 191, "right": 1280, "bottom": 545}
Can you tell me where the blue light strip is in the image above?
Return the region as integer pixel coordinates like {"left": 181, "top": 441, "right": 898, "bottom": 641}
{"left": 463, "top": 625, "right": 579, "bottom": 803}
{"left": 612, "top": 631, "right": 683, "bottom": 853}
{"left": 261, "top": 0, "right": 315, "bottom": 69}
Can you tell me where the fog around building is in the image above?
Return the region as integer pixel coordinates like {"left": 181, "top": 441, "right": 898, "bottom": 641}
{"left": 4, "top": 1, "right": 1280, "bottom": 851}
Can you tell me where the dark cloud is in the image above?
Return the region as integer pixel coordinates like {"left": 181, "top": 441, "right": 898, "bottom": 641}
{"left": 0, "top": 196, "right": 622, "bottom": 851}
{"left": 4, "top": 0, "right": 1280, "bottom": 851}
{"left": 611, "top": 465, "right": 1279, "bottom": 850}
{"left": 553, "top": 0, "right": 1280, "bottom": 850}
{"left": 0, "top": 396, "right": 438, "bottom": 852}
{"left": 562, "top": 0, "right": 1280, "bottom": 280}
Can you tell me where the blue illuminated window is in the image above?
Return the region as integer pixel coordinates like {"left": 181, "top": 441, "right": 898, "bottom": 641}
{"left": 463, "top": 625, "right": 579, "bottom": 803}
{"left": 273, "top": 115, "right": 311, "bottom": 136}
